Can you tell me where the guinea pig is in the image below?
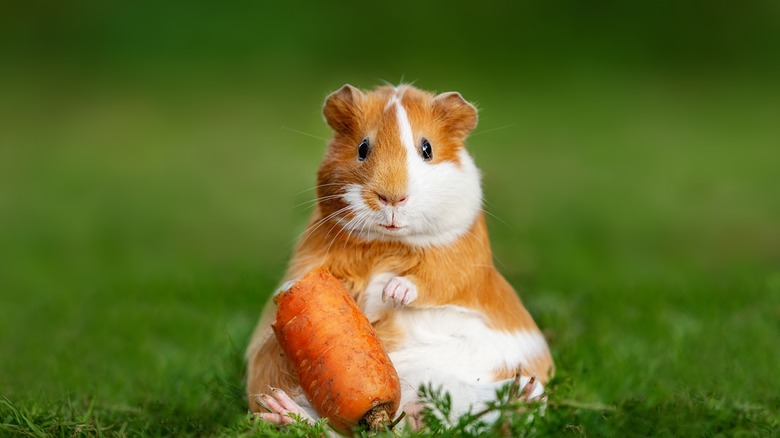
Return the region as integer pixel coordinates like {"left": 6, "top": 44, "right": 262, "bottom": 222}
{"left": 245, "top": 84, "right": 554, "bottom": 431}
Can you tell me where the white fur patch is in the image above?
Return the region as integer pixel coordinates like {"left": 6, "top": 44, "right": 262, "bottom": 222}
{"left": 403, "top": 148, "right": 482, "bottom": 247}
{"left": 391, "top": 306, "right": 549, "bottom": 382}
{"left": 389, "top": 305, "right": 549, "bottom": 419}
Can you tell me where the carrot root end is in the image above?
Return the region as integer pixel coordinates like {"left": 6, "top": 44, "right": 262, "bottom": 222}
{"left": 360, "top": 402, "right": 394, "bottom": 431}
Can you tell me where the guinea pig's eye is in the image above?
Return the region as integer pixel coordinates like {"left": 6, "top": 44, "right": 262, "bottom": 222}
{"left": 358, "top": 138, "right": 370, "bottom": 161}
{"left": 421, "top": 138, "right": 433, "bottom": 161}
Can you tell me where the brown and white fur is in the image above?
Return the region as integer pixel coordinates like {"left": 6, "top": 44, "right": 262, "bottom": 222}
{"left": 245, "top": 84, "right": 554, "bottom": 429}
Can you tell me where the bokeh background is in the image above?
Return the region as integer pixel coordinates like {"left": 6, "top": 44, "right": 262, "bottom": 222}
{"left": 1, "top": 1, "right": 779, "bottom": 435}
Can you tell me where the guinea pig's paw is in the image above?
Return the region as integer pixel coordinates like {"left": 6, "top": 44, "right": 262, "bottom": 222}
{"left": 402, "top": 400, "right": 426, "bottom": 431}
{"left": 382, "top": 276, "right": 418, "bottom": 307}
{"left": 254, "top": 387, "right": 314, "bottom": 426}
{"left": 514, "top": 375, "right": 546, "bottom": 402}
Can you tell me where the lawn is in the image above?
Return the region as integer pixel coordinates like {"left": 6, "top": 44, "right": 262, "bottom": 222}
{"left": 2, "top": 2, "right": 780, "bottom": 436}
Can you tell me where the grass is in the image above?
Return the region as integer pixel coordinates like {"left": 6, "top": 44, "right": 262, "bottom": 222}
{"left": 1, "top": 69, "right": 779, "bottom": 436}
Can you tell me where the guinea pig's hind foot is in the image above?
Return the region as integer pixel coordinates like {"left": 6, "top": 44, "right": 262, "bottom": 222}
{"left": 512, "top": 375, "right": 546, "bottom": 402}
{"left": 254, "top": 387, "right": 315, "bottom": 426}
{"left": 401, "top": 401, "right": 426, "bottom": 432}
{"left": 511, "top": 374, "right": 548, "bottom": 417}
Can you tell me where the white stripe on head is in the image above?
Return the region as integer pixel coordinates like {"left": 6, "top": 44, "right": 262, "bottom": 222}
{"left": 394, "top": 98, "right": 415, "bottom": 152}
{"left": 385, "top": 87, "right": 415, "bottom": 153}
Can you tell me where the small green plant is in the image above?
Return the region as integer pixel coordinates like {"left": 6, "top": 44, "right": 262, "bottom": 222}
{"left": 223, "top": 411, "right": 331, "bottom": 437}
{"left": 415, "top": 382, "right": 544, "bottom": 437}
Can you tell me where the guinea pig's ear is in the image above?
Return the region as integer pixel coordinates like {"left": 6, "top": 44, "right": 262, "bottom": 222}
{"left": 433, "top": 91, "right": 478, "bottom": 138}
{"left": 323, "top": 84, "right": 364, "bottom": 135}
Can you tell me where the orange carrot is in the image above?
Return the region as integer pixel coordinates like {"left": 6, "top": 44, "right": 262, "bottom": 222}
{"left": 272, "top": 268, "right": 401, "bottom": 433}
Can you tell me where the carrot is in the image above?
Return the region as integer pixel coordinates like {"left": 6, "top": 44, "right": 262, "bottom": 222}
{"left": 272, "top": 268, "right": 401, "bottom": 433}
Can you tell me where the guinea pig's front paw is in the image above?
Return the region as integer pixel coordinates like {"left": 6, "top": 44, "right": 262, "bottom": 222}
{"left": 382, "top": 276, "right": 418, "bottom": 307}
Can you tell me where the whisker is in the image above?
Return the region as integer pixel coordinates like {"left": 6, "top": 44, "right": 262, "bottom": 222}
{"left": 482, "top": 208, "right": 512, "bottom": 229}
{"left": 325, "top": 207, "right": 356, "bottom": 240}
{"left": 290, "top": 194, "right": 343, "bottom": 210}
{"left": 281, "top": 126, "right": 330, "bottom": 141}
{"left": 324, "top": 215, "right": 354, "bottom": 258}
{"left": 292, "top": 183, "right": 347, "bottom": 196}
{"left": 293, "top": 205, "right": 351, "bottom": 249}
{"left": 331, "top": 205, "right": 372, "bottom": 254}
{"left": 351, "top": 208, "right": 374, "bottom": 247}
{"left": 358, "top": 208, "right": 374, "bottom": 242}
{"left": 465, "top": 227, "right": 506, "bottom": 269}
{"left": 470, "top": 123, "right": 516, "bottom": 138}
{"left": 342, "top": 210, "right": 366, "bottom": 250}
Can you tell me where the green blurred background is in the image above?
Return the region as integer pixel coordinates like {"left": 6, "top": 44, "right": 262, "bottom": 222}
{"left": 1, "top": 1, "right": 779, "bottom": 435}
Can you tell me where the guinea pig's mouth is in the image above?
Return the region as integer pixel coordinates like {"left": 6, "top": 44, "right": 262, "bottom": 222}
{"left": 379, "top": 224, "right": 404, "bottom": 231}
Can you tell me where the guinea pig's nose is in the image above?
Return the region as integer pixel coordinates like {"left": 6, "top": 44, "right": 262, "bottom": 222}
{"left": 377, "top": 192, "right": 408, "bottom": 207}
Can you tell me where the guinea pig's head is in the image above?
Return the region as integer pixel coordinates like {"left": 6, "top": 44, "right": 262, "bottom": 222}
{"left": 316, "top": 84, "right": 482, "bottom": 247}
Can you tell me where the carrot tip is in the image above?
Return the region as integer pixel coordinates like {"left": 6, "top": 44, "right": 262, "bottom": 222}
{"left": 360, "top": 403, "right": 394, "bottom": 431}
